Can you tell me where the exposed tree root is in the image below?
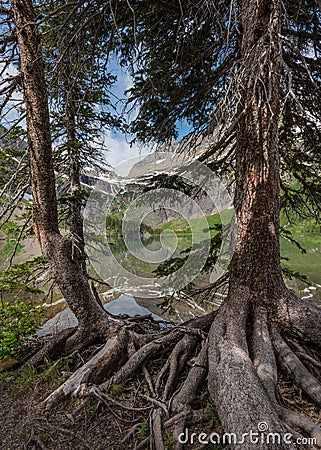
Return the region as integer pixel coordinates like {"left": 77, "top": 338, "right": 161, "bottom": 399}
{"left": 287, "top": 338, "right": 321, "bottom": 373}
{"left": 152, "top": 408, "right": 165, "bottom": 450}
{"left": 278, "top": 407, "right": 321, "bottom": 445}
{"left": 208, "top": 289, "right": 295, "bottom": 450}
{"left": 20, "top": 328, "right": 76, "bottom": 371}
{"left": 20, "top": 312, "right": 123, "bottom": 373}
{"left": 272, "top": 327, "right": 321, "bottom": 407}
{"left": 276, "top": 291, "right": 321, "bottom": 347}
{"left": 18, "top": 289, "right": 321, "bottom": 449}
{"left": 45, "top": 327, "right": 129, "bottom": 410}
{"left": 250, "top": 304, "right": 278, "bottom": 403}
{"left": 172, "top": 340, "right": 209, "bottom": 408}
{"left": 24, "top": 427, "right": 49, "bottom": 450}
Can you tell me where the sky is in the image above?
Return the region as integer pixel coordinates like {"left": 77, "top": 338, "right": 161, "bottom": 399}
{"left": 0, "top": 60, "right": 191, "bottom": 175}
{"left": 101, "top": 61, "right": 150, "bottom": 171}
{"left": 102, "top": 58, "right": 192, "bottom": 173}
{"left": 103, "top": 129, "right": 151, "bottom": 172}
{"left": 0, "top": 61, "right": 146, "bottom": 172}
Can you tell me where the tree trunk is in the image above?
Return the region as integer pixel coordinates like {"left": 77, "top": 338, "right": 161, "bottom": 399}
{"left": 207, "top": 1, "right": 297, "bottom": 447}
{"left": 231, "top": 0, "right": 285, "bottom": 301}
{"left": 12, "top": 0, "right": 106, "bottom": 335}
{"left": 65, "top": 88, "right": 86, "bottom": 271}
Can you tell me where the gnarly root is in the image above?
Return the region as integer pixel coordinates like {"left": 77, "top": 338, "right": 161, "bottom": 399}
{"left": 19, "top": 328, "right": 76, "bottom": 372}
{"left": 207, "top": 288, "right": 321, "bottom": 449}
{"left": 17, "top": 315, "right": 118, "bottom": 373}
{"left": 17, "top": 292, "right": 321, "bottom": 449}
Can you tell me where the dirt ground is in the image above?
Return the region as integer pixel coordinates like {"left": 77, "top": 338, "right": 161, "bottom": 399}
{"left": 0, "top": 347, "right": 320, "bottom": 450}
{"left": 0, "top": 346, "right": 223, "bottom": 450}
{"left": 0, "top": 354, "right": 150, "bottom": 450}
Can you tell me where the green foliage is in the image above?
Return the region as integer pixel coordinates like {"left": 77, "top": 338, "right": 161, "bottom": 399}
{"left": 58, "top": 190, "right": 89, "bottom": 207}
{"left": 136, "top": 421, "right": 149, "bottom": 440}
{"left": 206, "top": 402, "right": 221, "bottom": 428}
{"left": 109, "top": 380, "right": 127, "bottom": 394}
{"left": 201, "top": 225, "right": 223, "bottom": 274}
{"left": 0, "top": 130, "right": 30, "bottom": 245}
{"left": 0, "top": 240, "right": 23, "bottom": 266}
{"left": 154, "top": 255, "right": 188, "bottom": 277}
{"left": 120, "top": 0, "right": 321, "bottom": 227}
{"left": 0, "top": 370, "right": 11, "bottom": 381}
{"left": 163, "top": 428, "right": 175, "bottom": 449}
{"left": 1, "top": 221, "right": 22, "bottom": 239}
{"left": 161, "top": 212, "right": 226, "bottom": 237}
{"left": 280, "top": 213, "right": 321, "bottom": 286}
{"left": 106, "top": 211, "right": 162, "bottom": 236}
{"left": 0, "top": 298, "right": 42, "bottom": 359}
{"left": 281, "top": 266, "right": 308, "bottom": 284}
{"left": 0, "top": 221, "right": 23, "bottom": 264}
{"left": 123, "top": 1, "right": 231, "bottom": 143}
{"left": 15, "top": 357, "right": 71, "bottom": 391}
{"left": 0, "top": 136, "right": 28, "bottom": 188}
{"left": 0, "top": 214, "right": 34, "bottom": 265}
{"left": 0, "top": 259, "right": 44, "bottom": 361}
{"left": 40, "top": 357, "right": 72, "bottom": 390}
{"left": 0, "top": 259, "right": 45, "bottom": 295}
{"left": 280, "top": 226, "right": 307, "bottom": 254}
{"left": 106, "top": 214, "right": 123, "bottom": 233}
{"left": 16, "top": 365, "right": 38, "bottom": 391}
{"left": 153, "top": 222, "right": 222, "bottom": 278}
{"left": 202, "top": 402, "right": 223, "bottom": 449}
{"left": 38, "top": 0, "right": 124, "bottom": 173}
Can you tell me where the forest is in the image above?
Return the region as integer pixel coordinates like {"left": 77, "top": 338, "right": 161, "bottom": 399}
{"left": 0, "top": 0, "right": 321, "bottom": 449}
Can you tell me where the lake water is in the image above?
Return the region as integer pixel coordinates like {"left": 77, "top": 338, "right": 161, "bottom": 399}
{"left": 38, "top": 293, "right": 163, "bottom": 336}
{"left": 39, "top": 231, "right": 321, "bottom": 336}
{"left": 89, "top": 233, "right": 321, "bottom": 302}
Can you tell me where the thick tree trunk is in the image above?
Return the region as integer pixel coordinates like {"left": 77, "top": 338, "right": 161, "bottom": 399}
{"left": 208, "top": 1, "right": 296, "bottom": 446}
{"left": 12, "top": 0, "right": 106, "bottom": 334}
{"left": 231, "top": 0, "right": 285, "bottom": 301}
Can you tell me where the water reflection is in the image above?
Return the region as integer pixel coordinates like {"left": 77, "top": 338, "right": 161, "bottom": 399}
{"left": 38, "top": 294, "right": 163, "bottom": 336}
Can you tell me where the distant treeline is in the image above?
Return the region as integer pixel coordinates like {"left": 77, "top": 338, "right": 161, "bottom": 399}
{"left": 106, "top": 214, "right": 161, "bottom": 235}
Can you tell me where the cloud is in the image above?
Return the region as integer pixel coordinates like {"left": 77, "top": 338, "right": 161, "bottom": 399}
{"left": 103, "top": 129, "right": 153, "bottom": 175}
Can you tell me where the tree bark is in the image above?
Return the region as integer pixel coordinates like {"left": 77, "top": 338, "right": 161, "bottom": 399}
{"left": 12, "top": 0, "right": 106, "bottom": 334}
{"left": 207, "top": 1, "right": 297, "bottom": 446}
{"left": 231, "top": 0, "right": 285, "bottom": 301}
{"left": 64, "top": 87, "right": 88, "bottom": 277}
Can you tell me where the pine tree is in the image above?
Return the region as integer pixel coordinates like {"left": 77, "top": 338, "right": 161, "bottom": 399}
{"left": 1, "top": 0, "right": 321, "bottom": 446}
{"left": 10, "top": 0, "right": 113, "bottom": 355}
{"left": 113, "top": 0, "right": 321, "bottom": 442}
